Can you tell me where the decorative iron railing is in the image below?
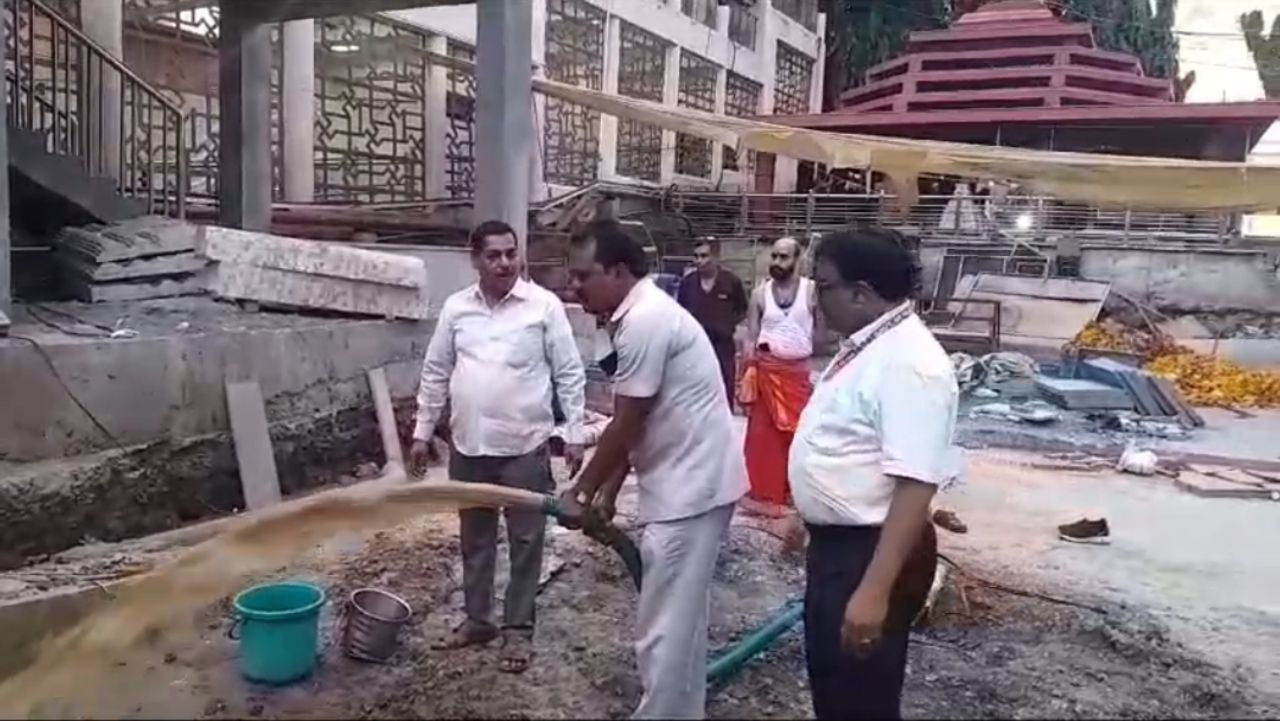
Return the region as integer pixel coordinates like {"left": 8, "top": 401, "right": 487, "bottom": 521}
{"left": 6, "top": 0, "right": 186, "bottom": 216}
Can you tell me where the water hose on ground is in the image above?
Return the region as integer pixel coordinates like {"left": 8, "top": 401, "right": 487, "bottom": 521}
{"left": 541, "top": 494, "right": 799, "bottom": 683}
{"left": 540, "top": 496, "right": 643, "bottom": 591}
{"left": 706, "top": 599, "right": 803, "bottom": 684}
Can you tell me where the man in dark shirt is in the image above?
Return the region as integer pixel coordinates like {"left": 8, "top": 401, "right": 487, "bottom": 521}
{"left": 677, "top": 238, "right": 749, "bottom": 408}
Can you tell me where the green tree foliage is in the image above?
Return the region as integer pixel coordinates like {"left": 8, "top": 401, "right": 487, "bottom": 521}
{"left": 1241, "top": 10, "right": 1280, "bottom": 98}
{"left": 821, "top": 0, "right": 1181, "bottom": 109}
{"left": 1055, "top": 0, "right": 1179, "bottom": 79}
{"left": 821, "top": 0, "right": 952, "bottom": 108}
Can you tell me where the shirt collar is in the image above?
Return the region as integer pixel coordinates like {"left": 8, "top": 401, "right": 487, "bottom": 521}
{"left": 472, "top": 277, "right": 531, "bottom": 306}
{"left": 610, "top": 277, "right": 652, "bottom": 324}
{"left": 844, "top": 300, "right": 914, "bottom": 348}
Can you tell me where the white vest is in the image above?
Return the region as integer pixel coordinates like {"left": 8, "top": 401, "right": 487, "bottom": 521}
{"left": 758, "top": 278, "right": 814, "bottom": 360}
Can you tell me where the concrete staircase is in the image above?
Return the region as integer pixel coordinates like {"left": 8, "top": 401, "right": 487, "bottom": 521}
{"left": 8, "top": 124, "right": 147, "bottom": 229}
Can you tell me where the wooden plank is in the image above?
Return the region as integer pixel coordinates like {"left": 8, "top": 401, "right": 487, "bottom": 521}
{"left": 366, "top": 367, "right": 405, "bottom": 473}
{"left": 225, "top": 379, "right": 283, "bottom": 512}
{"left": 1192, "top": 466, "right": 1271, "bottom": 489}
{"left": 208, "top": 262, "right": 431, "bottom": 320}
{"left": 200, "top": 226, "right": 427, "bottom": 289}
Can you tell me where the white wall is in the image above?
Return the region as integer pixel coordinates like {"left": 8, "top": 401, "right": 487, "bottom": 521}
{"left": 384, "top": 0, "right": 825, "bottom": 195}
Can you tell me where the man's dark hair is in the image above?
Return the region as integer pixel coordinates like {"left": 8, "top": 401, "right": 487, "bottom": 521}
{"left": 695, "top": 238, "right": 721, "bottom": 256}
{"left": 571, "top": 220, "right": 649, "bottom": 278}
{"left": 813, "top": 227, "right": 921, "bottom": 302}
{"left": 469, "top": 219, "right": 518, "bottom": 255}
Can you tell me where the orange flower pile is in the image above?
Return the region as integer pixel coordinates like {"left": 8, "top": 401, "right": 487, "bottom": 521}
{"left": 1069, "top": 322, "right": 1280, "bottom": 408}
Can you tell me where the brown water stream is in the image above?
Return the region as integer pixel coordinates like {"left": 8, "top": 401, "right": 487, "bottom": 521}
{"left": 0, "top": 475, "right": 551, "bottom": 719}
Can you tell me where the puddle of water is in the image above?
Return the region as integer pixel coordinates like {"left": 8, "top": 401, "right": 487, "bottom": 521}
{"left": 0, "top": 476, "right": 551, "bottom": 719}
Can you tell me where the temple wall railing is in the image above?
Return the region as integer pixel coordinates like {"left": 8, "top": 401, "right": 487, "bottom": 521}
{"left": 663, "top": 191, "right": 1237, "bottom": 246}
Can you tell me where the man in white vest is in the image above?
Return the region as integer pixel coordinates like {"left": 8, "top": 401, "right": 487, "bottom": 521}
{"left": 741, "top": 237, "right": 822, "bottom": 517}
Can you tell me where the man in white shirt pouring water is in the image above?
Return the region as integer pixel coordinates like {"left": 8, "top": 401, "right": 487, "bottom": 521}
{"left": 559, "top": 219, "right": 747, "bottom": 719}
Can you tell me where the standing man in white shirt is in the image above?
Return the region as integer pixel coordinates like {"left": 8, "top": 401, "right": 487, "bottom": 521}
{"left": 409, "top": 219, "right": 586, "bottom": 675}
{"left": 559, "top": 219, "right": 747, "bottom": 720}
{"left": 790, "top": 227, "right": 958, "bottom": 720}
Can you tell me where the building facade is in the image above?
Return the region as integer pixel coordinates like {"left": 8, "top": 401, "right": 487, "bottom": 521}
{"left": 386, "top": 0, "right": 827, "bottom": 199}
{"left": 52, "top": 0, "right": 824, "bottom": 208}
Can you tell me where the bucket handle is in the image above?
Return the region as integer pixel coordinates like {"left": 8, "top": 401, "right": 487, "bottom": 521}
{"left": 226, "top": 617, "right": 241, "bottom": 641}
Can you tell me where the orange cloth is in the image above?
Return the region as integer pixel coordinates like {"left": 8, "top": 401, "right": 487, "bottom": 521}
{"left": 743, "top": 355, "right": 814, "bottom": 507}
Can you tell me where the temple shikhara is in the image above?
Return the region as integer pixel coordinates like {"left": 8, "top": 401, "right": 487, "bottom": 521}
{"left": 774, "top": 0, "right": 1280, "bottom": 162}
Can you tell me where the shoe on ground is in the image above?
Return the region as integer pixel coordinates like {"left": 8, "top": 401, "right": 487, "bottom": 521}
{"left": 1058, "top": 517, "right": 1110, "bottom": 545}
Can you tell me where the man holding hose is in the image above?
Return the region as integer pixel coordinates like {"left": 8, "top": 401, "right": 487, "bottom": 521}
{"left": 560, "top": 219, "right": 747, "bottom": 719}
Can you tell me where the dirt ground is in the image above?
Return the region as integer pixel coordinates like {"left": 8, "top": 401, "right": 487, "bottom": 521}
{"left": 12, "top": 451, "right": 1280, "bottom": 720}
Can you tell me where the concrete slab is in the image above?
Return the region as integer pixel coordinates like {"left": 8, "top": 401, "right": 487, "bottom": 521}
{"left": 225, "top": 379, "right": 283, "bottom": 511}
{"left": 208, "top": 263, "right": 431, "bottom": 320}
{"left": 1035, "top": 376, "right": 1133, "bottom": 410}
{"left": 57, "top": 217, "right": 198, "bottom": 263}
{"left": 201, "top": 227, "right": 427, "bottom": 289}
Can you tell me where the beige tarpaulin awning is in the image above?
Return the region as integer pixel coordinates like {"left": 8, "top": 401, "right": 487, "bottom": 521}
{"left": 533, "top": 77, "right": 1280, "bottom": 213}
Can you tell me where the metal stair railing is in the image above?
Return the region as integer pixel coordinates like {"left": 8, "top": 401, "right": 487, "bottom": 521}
{"left": 4, "top": 0, "right": 186, "bottom": 217}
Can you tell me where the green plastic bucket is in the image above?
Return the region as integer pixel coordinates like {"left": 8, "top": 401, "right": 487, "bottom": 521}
{"left": 231, "top": 581, "right": 326, "bottom": 685}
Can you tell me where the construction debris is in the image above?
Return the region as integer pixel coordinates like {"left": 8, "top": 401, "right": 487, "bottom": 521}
{"left": 53, "top": 217, "right": 208, "bottom": 302}
{"left": 952, "top": 351, "right": 1038, "bottom": 393}
{"left": 199, "top": 227, "right": 431, "bottom": 320}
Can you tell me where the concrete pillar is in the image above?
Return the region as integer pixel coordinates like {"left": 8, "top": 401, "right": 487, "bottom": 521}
{"left": 757, "top": 2, "right": 778, "bottom": 192}
{"left": 711, "top": 64, "right": 727, "bottom": 185}
{"left": 424, "top": 34, "right": 450, "bottom": 199}
{"left": 281, "top": 19, "right": 316, "bottom": 203}
{"left": 475, "top": 0, "right": 534, "bottom": 253}
{"left": 597, "top": 16, "right": 621, "bottom": 180}
{"left": 218, "top": 6, "right": 273, "bottom": 231}
{"left": 0, "top": 72, "right": 9, "bottom": 318}
{"left": 810, "top": 12, "right": 827, "bottom": 113}
{"left": 529, "top": 0, "right": 548, "bottom": 201}
{"left": 81, "top": 0, "right": 123, "bottom": 181}
{"left": 659, "top": 46, "right": 680, "bottom": 184}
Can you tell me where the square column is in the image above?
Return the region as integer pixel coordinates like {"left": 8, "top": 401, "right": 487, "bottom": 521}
{"left": 475, "top": 0, "right": 534, "bottom": 253}
{"left": 0, "top": 65, "right": 9, "bottom": 319}
{"left": 596, "top": 16, "right": 622, "bottom": 180}
{"left": 281, "top": 19, "right": 316, "bottom": 203}
{"left": 659, "top": 46, "right": 680, "bottom": 183}
{"left": 218, "top": 3, "right": 274, "bottom": 231}
{"left": 82, "top": 0, "right": 123, "bottom": 181}
{"left": 424, "top": 34, "right": 450, "bottom": 199}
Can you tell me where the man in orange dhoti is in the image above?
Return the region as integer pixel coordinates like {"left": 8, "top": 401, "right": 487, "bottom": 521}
{"left": 741, "top": 238, "right": 821, "bottom": 517}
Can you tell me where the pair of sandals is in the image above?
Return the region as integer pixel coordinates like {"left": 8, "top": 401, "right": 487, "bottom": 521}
{"left": 431, "top": 619, "right": 534, "bottom": 674}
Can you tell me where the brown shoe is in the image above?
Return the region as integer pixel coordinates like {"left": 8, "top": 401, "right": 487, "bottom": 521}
{"left": 1058, "top": 518, "right": 1110, "bottom": 545}
{"left": 932, "top": 509, "right": 968, "bottom": 534}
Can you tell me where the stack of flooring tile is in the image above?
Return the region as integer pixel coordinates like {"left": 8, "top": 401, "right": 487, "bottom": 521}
{"left": 54, "top": 217, "right": 208, "bottom": 302}
{"left": 1077, "top": 357, "right": 1205, "bottom": 427}
{"left": 200, "top": 226, "right": 431, "bottom": 320}
{"left": 1035, "top": 376, "right": 1133, "bottom": 411}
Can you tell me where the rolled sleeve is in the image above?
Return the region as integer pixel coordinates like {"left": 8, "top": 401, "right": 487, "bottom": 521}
{"left": 613, "top": 310, "right": 668, "bottom": 399}
{"left": 877, "top": 362, "right": 959, "bottom": 486}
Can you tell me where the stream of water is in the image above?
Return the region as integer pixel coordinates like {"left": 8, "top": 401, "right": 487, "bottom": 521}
{"left": 0, "top": 475, "right": 551, "bottom": 719}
